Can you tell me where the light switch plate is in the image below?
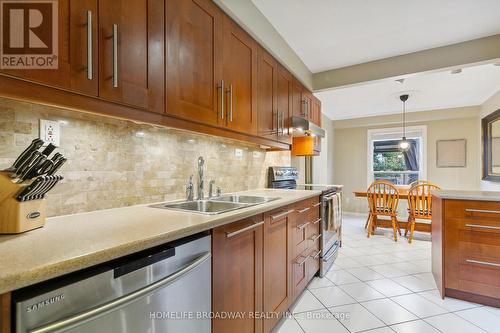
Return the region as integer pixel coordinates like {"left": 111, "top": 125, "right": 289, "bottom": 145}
{"left": 39, "top": 119, "right": 60, "bottom": 147}
{"left": 234, "top": 148, "right": 243, "bottom": 157}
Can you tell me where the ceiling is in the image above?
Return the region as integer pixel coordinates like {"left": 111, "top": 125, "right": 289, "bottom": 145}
{"left": 315, "top": 64, "right": 500, "bottom": 120}
{"left": 251, "top": 0, "right": 500, "bottom": 73}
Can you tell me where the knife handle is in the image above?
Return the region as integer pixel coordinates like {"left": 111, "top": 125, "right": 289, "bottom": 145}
{"left": 48, "top": 157, "right": 67, "bottom": 175}
{"left": 41, "top": 143, "right": 57, "bottom": 157}
{"left": 20, "top": 155, "right": 47, "bottom": 182}
{"left": 16, "top": 177, "right": 44, "bottom": 201}
{"left": 11, "top": 138, "right": 44, "bottom": 170}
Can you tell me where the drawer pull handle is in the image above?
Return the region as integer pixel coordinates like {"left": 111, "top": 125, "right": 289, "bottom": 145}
{"left": 313, "top": 202, "right": 321, "bottom": 207}
{"left": 465, "top": 208, "right": 500, "bottom": 214}
{"left": 310, "top": 250, "right": 322, "bottom": 260}
{"left": 309, "top": 234, "right": 322, "bottom": 242}
{"left": 226, "top": 221, "right": 264, "bottom": 238}
{"left": 295, "top": 255, "right": 308, "bottom": 266}
{"left": 465, "top": 224, "right": 500, "bottom": 230}
{"left": 297, "top": 207, "right": 310, "bottom": 214}
{"left": 271, "top": 209, "right": 294, "bottom": 220}
{"left": 297, "top": 221, "right": 311, "bottom": 230}
{"left": 313, "top": 218, "right": 321, "bottom": 225}
{"left": 465, "top": 259, "right": 500, "bottom": 267}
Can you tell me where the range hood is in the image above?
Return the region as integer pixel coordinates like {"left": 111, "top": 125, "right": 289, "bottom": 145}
{"left": 291, "top": 116, "right": 326, "bottom": 138}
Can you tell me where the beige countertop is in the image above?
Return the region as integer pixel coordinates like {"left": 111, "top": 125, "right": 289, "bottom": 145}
{"left": 433, "top": 190, "right": 500, "bottom": 201}
{"left": 0, "top": 189, "right": 320, "bottom": 294}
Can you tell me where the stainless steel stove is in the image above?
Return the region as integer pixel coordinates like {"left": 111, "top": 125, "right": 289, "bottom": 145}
{"left": 268, "top": 166, "right": 343, "bottom": 277}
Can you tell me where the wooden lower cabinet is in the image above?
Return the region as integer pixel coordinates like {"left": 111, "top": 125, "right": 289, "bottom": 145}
{"left": 432, "top": 196, "right": 500, "bottom": 307}
{"left": 263, "top": 208, "right": 293, "bottom": 332}
{"left": 212, "top": 197, "right": 320, "bottom": 333}
{"left": 212, "top": 214, "right": 264, "bottom": 333}
{"left": 0, "top": 293, "right": 10, "bottom": 333}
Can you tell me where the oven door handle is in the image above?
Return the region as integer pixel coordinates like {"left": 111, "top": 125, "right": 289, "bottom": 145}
{"left": 322, "top": 242, "right": 340, "bottom": 262}
{"left": 29, "top": 252, "right": 211, "bottom": 333}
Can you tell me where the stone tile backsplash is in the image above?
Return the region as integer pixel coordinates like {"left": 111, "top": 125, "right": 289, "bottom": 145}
{"left": 0, "top": 98, "right": 291, "bottom": 217}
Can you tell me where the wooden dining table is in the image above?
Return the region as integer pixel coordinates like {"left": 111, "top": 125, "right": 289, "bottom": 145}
{"left": 353, "top": 185, "right": 431, "bottom": 233}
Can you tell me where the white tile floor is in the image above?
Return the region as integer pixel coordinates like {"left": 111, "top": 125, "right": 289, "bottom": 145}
{"left": 274, "top": 214, "right": 500, "bottom": 333}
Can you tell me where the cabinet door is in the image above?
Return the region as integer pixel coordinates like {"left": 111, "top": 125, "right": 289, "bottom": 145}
{"left": 277, "top": 65, "right": 292, "bottom": 145}
{"left": 213, "top": 215, "right": 264, "bottom": 333}
{"left": 291, "top": 79, "right": 306, "bottom": 119}
{"left": 0, "top": 0, "right": 98, "bottom": 96}
{"left": 222, "top": 17, "right": 258, "bottom": 134}
{"left": 166, "top": 0, "right": 222, "bottom": 125}
{"left": 98, "top": 0, "right": 164, "bottom": 112}
{"left": 263, "top": 209, "right": 292, "bottom": 332}
{"left": 302, "top": 91, "right": 313, "bottom": 121}
{"left": 311, "top": 96, "right": 322, "bottom": 152}
{"left": 257, "top": 47, "right": 278, "bottom": 141}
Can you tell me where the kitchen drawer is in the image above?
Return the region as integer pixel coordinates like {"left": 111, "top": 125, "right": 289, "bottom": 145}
{"left": 307, "top": 247, "right": 321, "bottom": 281}
{"left": 459, "top": 229, "right": 500, "bottom": 248}
{"left": 445, "top": 200, "right": 500, "bottom": 221}
{"left": 292, "top": 217, "right": 309, "bottom": 257}
{"left": 453, "top": 260, "right": 500, "bottom": 299}
{"left": 291, "top": 248, "right": 309, "bottom": 301}
{"left": 306, "top": 218, "right": 321, "bottom": 248}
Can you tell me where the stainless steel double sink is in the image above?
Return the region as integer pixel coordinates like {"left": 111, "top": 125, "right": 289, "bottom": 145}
{"left": 150, "top": 195, "right": 280, "bottom": 215}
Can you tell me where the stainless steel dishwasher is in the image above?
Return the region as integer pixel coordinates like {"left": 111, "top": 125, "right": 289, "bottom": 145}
{"left": 13, "top": 233, "right": 211, "bottom": 333}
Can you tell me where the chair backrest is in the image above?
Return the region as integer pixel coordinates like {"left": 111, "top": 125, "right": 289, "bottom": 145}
{"left": 409, "top": 180, "right": 428, "bottom": 187}
{"left": 407, "top": 183, "right": 441, "bottom": 219}
{"left": 366, "top": 181, "right": 400, "bottom": 215}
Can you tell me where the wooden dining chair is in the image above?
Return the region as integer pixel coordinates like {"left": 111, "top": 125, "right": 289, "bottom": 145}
{"left": 366, "top": 181, "right": 401, "bottom": 241}
{"left": 406, "top": 183, "right": 441, "bottom": 243}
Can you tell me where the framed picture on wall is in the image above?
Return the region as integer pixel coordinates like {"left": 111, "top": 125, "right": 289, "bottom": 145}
{"left": 436, "top": 139, "right": 466, "bottom": 168}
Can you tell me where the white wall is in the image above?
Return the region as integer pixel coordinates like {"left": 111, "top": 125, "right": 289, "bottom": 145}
{"left": 480, "top": 89, "right": 500, "bottom": 190}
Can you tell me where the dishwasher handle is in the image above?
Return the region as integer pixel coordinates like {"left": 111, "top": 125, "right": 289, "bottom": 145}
{"left": 29, "top": 251, "right": 211, "bottom": 333}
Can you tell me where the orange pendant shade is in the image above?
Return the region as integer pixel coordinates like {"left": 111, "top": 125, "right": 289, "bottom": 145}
{"left": 291, "top": 136, "right": 315, "bottom": 156}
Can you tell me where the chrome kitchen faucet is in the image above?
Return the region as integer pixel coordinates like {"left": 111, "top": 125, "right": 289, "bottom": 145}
{"left": 197, "top": 156, "right": 205, "bottom": 200}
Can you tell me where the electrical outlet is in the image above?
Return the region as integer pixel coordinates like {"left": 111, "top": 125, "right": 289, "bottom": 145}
{"left": 234, "top": 148, "right": 243, "bottom": 158}
{"left": 39, "top": 120, "right": 60, "bottom": 146}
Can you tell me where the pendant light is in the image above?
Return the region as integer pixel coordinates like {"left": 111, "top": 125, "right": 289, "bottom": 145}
{"left": 399, "top": 94, "right": 410, "bottom": 151}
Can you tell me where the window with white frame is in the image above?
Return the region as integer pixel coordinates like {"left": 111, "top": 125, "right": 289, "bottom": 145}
{"left": 367, "top": 126, "right": 427, "bottom": 186}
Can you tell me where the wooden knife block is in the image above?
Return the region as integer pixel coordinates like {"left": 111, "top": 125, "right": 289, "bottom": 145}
{"left": 0, "top": 173, "right": 45, "bottom": 234}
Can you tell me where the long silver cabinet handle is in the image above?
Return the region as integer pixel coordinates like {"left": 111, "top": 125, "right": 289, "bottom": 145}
{"left": 313, "top": 202, "right": 321, "bottom": 207}
{"left": 30, "top": 252, "right": 211, "bottom": 333}
{"left": 310, "top": 250, "right": 321, "bottom": 260}
{"left": 465, "top": 259, "right": 500, "bottom": 267}
{"left": 112, "top": 24, "right": 118, "bottom": 88}
{"left": 271, "top": 209, "right": 294, "bottom": 221}
{"left": 313, "top": 218, "right": 321, "bottom": 225}
{"left": 281, "top": 111, "right": 285, "bottom": 135}
{"left": 465, "top": 208, "right": 500, "bottom": 214}
{"left": 465, "top": 224, "right": 500, "bottom": 230}
{"left": 227, "top": 84, "right": 233, "bottom": 122}
{"left": 226, "top": 221, "right": 264, "bottom": 238}
{"left": 219, "top": 80, "right": 224, "bottom": 119}
{"left": 309, "top": 234, "right": 322, "bottom": 243}
{"left": 297, "top": 221, "right": 311, "bottom": 230}
{"left": 297, "top": 207, "right": 310, "bottom": 214}
{"left": 86, "top": 11, "right": 93, "bottom": 80}
{"left": 295, "top": 255, "right": 308, "bottom": 266}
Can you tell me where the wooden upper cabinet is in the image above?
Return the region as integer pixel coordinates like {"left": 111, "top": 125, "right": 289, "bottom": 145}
{"left": 302, "top": 91, "right": 314, "bottom": 121}
{"left": 166, "top": 0, "right": 222, "bottom": 125}
{"left": 291, "top": 79, "right": 306, "bottom": 119}
{"left": 98, "top": 0, "right": 164, "bottom": 112}
{"left": 212, "top": 215, "right": 264, "bottom": 333}
{"left": 311, "top": 96, "right": 322, "bottom": 152}
{"left": 263, "top": 209, "right": 292, "bottom": 333}
{"left": 311, "top": 96, "right": 321, "bottom": 126}
{"left": 222, "top": 17, "right": 258, "bottom": 134}
{"left": 0, "top": 0, "right": 98, "bottom": 96}
{"left": 277, "top": 65, "right": 292, "bottom": 145}
{"left": 257, "top": 47, "right": 278, "bottom": 141}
